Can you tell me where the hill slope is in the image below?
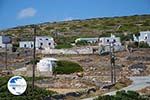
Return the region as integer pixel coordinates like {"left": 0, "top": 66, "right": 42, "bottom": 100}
{"left": 0, "top": 14, "right": 150, "bottom": 45}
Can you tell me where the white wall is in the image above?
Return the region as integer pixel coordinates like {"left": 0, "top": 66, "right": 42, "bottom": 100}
{"left": 139, "top": 31, "right": 150, "bottom": 46}
{"left": 99, "top": 37, "right": 121, "bottom": 46}
{"left": 19, "top": 41, "right": 34, "bottom": 48}
{"left": 37, "top": 58, "right": 58, "bottom": 72}
{"left": 36, "top": 36, "right": 55, "bottom": 49}
{"left": 19, "top": 36, "right": 55, "bottom": 49}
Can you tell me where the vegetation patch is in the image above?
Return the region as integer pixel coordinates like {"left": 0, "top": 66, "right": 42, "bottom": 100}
{"left": 139, "top": 42, "right": 150, "bottom": 48}
{"left": 94, "top": 90, "right": 150, "bottom": 100}
{"left": 76, "top": 40, "right": 89, "bottom": 46}
{"left": 0, "top": 76, "right": 56, "bottom": 100}
{"left": 55, "top": 44, "right": 73, "bottom": 49}
{"left": 53, "top": 60, "right": 83, "bottom": 74}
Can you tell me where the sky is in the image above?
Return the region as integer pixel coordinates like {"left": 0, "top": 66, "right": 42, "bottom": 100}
{"left": 0, "top": 0, "right": 150, "bottom": 30}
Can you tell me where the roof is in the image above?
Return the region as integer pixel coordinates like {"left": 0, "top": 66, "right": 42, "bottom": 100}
{"left": 36, "top": 36, "right": 53, "bottom": 39}
{"left": 19, "top": 41, "right": 33, "bottom": 43}
{"left": 140, "top": 31, "right": 150, "bottom": 34}
{"left": 76, "top": 38, "right": 98, "bottom": 40}
{"left": 41, "top": 57, "right": 58, "bottom": 61}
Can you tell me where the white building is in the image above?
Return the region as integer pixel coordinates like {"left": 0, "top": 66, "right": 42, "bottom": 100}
{"left": 36, "top": 36, "right": 55, "bottom": 49}
{"left": 19, "top": 41, "right": 34, "bottom": 48}
{"left": 99, "top": 34, "right": 121, "bottom": 46}
{"left": 0, "top": 36, "right": 12, "bottom": 48}
{"left": 37, "top": 58, "right": 58, "bottom": 72}
{"left": 135, "top": 31, "right": 150, "bottom": 46}
{"left": 19, "top": 36, "right": 55, "bottom": 49}
{"left": 75, "top": 38, "right": 99, "bottom": 43}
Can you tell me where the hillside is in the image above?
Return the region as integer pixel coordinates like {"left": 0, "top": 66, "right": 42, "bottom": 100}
{"left": 0, "top": 14, "right": 150, "bottom": 46}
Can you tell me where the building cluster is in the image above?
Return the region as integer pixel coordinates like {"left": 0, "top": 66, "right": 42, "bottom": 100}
{"left": 75, "top": 31, "right": 150, "bottom": 47}
{"left": 74, "top": 34, "right": 121, "bottom": 46}
{"left": 0, "top": 36, "right": 55, "bottom": 50}
{"left": 0, "top": 31, "right": 150, "bottom": 51}
{"left": 19, "top": 36, "right": 55, "bottom": 49}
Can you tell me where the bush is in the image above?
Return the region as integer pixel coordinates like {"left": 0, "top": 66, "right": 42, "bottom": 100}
{"left": 28, "top": 58, "right": 40, "bottom": 64}
{"left": 55, "top": 44, "right": 73, "bottom": 49}
{"left": 139, "top": 42, "right": 150, "bottom": 48}
{"left": 53, "top": 60, "right": 83, "bottom": 74}
{"left": 76, "top": 40, "right": 88, "bottom": 46}
{"left": 95, "top": 90, "right": 149, "bottom": 100}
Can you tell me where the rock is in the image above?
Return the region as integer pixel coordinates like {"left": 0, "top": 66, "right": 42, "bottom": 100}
{"left": 65, "top": 92, "right": 81, "bottom": 97}
{"left": 76, "top": 72, "right": 83, "bottom": 77}
{"left": 52, "top": 94, "right": 65, "bottom": 100}
{"left": 87, "top": 88, "right": 96, "bottom": 94}
{"left": 75, "top": 83, "right": 81, "bottom": 88}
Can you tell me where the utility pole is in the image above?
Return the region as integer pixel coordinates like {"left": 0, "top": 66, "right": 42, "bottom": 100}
{"left": 110, "top": 42, "right": 116, "bottom": 84}
{"left": 112, "top": 44, "right": 116, "bottom": 83}
{"left": 109, "top": 43, "right": 113, "bottom": 84}
{"left": 3, "top": 36, "right": 11, "bottom": 73}
{"left": 5, "top": 44, "right": 8, "bottom": 70}
{"left": 32, "top": 25, "right": 36, "bottom": 95}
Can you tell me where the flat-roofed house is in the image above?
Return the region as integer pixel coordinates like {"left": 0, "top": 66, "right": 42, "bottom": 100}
{"left": 99, "top": 34, "right": 121, "bottom": 46}
{"left": 19, "top": 41, "right": 34, "bottom": 48}
{"left": 36, "top": 36, "right": 55, "bottom": 49}
{"left": 19, "top": 36, "right": 55, "bottom": 49}
{"left": 138, "top": 31, "right": 150, "bottom": 46}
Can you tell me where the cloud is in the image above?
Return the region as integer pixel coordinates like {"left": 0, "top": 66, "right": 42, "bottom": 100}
{"left": 18, "top": 7, "right": 37, "bottom": 19}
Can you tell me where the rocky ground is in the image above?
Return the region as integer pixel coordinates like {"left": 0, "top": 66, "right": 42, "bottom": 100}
{"left": 0, "top": 48, "right": 150, "bottom": 97}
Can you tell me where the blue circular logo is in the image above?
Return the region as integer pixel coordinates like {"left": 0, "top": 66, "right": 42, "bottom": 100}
{"left": 7, "top": 76, "right": 27, "bottom": 95}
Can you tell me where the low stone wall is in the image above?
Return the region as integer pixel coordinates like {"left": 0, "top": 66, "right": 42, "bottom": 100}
{"left": 127, "top": 56, "right": 150, "bottom": 61}
{"left": 12, "top": 65, "right": 53, "bottom": 77}
{"left": 41, "top": 47, "right": 93, "bottom": 55}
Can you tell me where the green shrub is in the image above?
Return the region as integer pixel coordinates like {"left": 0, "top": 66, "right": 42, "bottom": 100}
{"left": 95, "top": 90, "right": 149, "bottom": 100}
{"left": 55, "top": 44, "right": 73, "bottom": 49}
{"left": 28, "top": 58, "right": 40, "bottom": 64}
{"left": 0, "top": 76, "right": 56, "bottom": 100}
{"left": 139, "top": 42, "right": 150, "bottom": 48}
{"left": 53, "top": 60, "right": 83, "bottom": 74}
{"left": 76, "top": 40, "right": 88, "bottom": 46}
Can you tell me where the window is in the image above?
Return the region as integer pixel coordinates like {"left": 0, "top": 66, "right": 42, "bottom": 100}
{"left": 145, "top": 36, "right": 148, "bottom": 40}
{"left": 46, "top": 38, "right": 49, "bottom": 40}
{"left": 24, "top": 44, "right": 26, "bottom": 48}
{"left": 40, "top": 43, "right": 43, "bottom": 46}
{"left": 48, "top": 42, "right": 51, "bottom": 46}
{"left": 113, "top": 39, "right": 116, "bottom": 43}
{"left": 107, "top": 39, "right": 109, "bottom": 43}
{"left": 31, "top": 44, "right": 33, "bottom": 47}
{"left": 39, "top": 38, "right": 42, "bottom": 40}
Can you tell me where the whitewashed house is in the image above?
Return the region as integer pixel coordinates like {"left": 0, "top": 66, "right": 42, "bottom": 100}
{"left": 98, "top": 34, "right": 123, "bottom": 55}
{"left": 36, "top": 36, "right": 55, "bottom": 49}
{"left": 133, "top": 31, "right": 150, "bottom": 46}
{"left": 75, "top": 38, "right": 99, "bottom": 43}
{"left": 19, "top": 36, "right": 55, "bottom": 49}
{"left": 37, "top": 58, "right": 58, "bottom": 72}
{"left": 19, "top": 41, "right": 34, "bottom": 48}
{"left": 0, "top": 36, "right": 12, "bottom": 48}
{"left": 99, "top": 34, "right": 121, "bottom": 46}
